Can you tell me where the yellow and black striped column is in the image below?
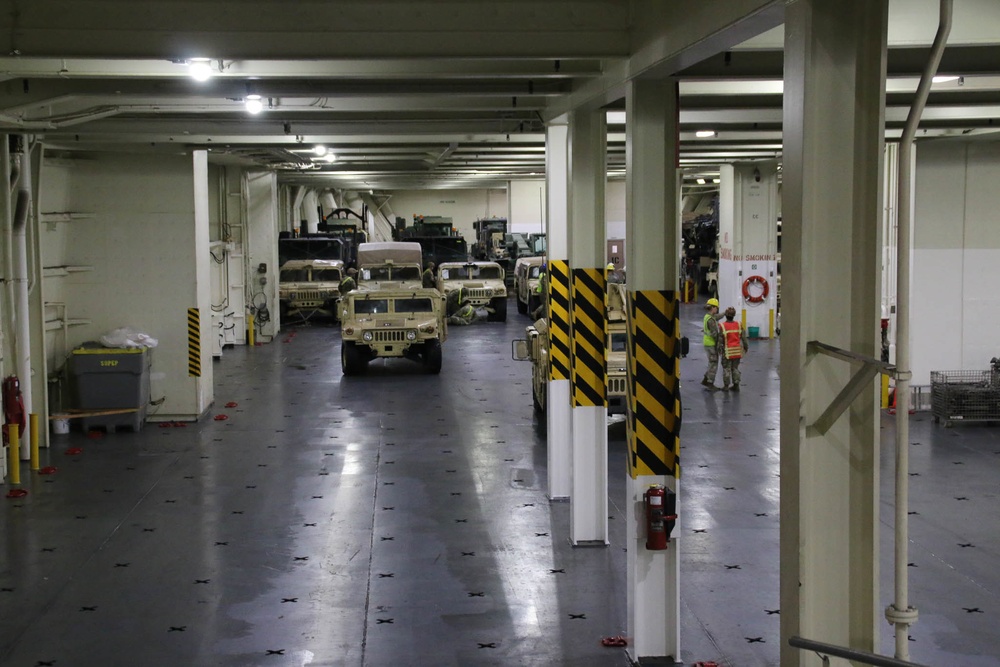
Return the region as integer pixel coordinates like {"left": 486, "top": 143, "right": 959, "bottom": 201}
{"left": 571, "top": 268, "right": 606, "bottom": 407}
{"left": 187, "top": 307, "right": 202, "bottom": 377}
{"left": 626, "top": 290, "right": 681, "bottom": 478}
{"left": 547, "top": 260, "right": 571, "bottom": 382}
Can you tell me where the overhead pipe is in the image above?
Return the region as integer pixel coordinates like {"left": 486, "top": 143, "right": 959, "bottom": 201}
{"left": 887, "top": 0, "right": 952, "bottom": 660}
{"left": 11, "top": 137, "right": 34, "bottom": 459}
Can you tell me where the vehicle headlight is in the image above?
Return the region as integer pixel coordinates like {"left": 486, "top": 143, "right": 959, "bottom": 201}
{"left": 362, "top": 331, "right": 374, "bottom": 342}
{"left": 406, "top": 330, "right": 417, "bottom": 341}
{"left": 343, "top": 327, "right": 354, "bottom": 335}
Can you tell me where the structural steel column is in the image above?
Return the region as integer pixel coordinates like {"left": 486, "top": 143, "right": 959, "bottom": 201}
{"left": 567, "top": 108, "right": 608, "bottom": 545}
{"left": 544, "top": 121, "right": 572, "bottom": 500}
{"left": 780, "top": 2, "right": 887, "bottom": 664}
{"left": 624, "top": 78, "right": 681, "bottom": 662}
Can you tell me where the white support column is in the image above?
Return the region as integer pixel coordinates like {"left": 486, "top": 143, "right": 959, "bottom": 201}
{"left": 625, "top": 78, "right": 681, "bottom": 663}
{"left": 545, "top": 121, "right": 572, "bottom": 501}
{"left": 780, "top": 2, "right": 886, "bottom": 664}
{"left": 27, "top": 143, "right": 50, "bottom": 452}
{"left": 567, "top": 108, "right": 608, "bottom": 545}
{"left": 717, "top": 161, "right": 780, "bottom": 338}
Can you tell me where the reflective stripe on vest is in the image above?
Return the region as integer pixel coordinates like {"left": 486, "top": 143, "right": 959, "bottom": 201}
{"left": 703, "top": 313, "right": 716, "bottom": 346}
{"left": 721, "top": 320, "right": 743, "bottom": 359}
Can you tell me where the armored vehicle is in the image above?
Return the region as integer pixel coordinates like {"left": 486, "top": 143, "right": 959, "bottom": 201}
{"left": 339, "top": 242, "right": 447, "bottom": 375}
{"left": 435, "top": 261, "right": 508, "bottom": 322}
{"left": 278, "top": 259, "right": 344, "bottom": 322}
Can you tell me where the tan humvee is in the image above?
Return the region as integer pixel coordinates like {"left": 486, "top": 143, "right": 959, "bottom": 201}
{"left": 435, "top": 261, "right": 508, "bottom": 322}
{"left": 513, "top": 255, "right": 545, "bottom": 316}
{"left": 278, "top": 259, "right": 344, "bottom": 322}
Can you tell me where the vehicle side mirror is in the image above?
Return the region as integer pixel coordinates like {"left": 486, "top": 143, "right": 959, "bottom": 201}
{"left": 511, "top": 339, "right": 530, "bottom": 361}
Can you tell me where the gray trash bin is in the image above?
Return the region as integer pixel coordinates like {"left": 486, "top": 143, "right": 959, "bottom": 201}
{"left": 68, "top": 344, "right": 151, "bottom": 432}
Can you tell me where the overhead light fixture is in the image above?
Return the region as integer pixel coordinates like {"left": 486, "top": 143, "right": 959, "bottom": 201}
{"left": 313, "top": 144, "right": 327, "bottom": 156}
{"left": 696, "top": 178, "right": 706, "bottom": 185}
{"left": 695, "top": 130, "right": 717, "bottom": 138}
{"left": 713, "top": 178, "right": 721, "bottom": 184}
{"left": 323, "top": 153, "right": 337, "bottom": 163}
{"left": 245, "top": 94, "right": 263, "bottom": 114}
{"left": 188, "top": 59, "right": 212, "bottom": 82}
{"left": 932, "top": 75, "right": 959, "bottom": 83}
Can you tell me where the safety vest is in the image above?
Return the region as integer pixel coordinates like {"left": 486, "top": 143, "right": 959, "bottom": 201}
{"left": 721, "top": 320, "right": 743, "bottom": 359}
{"left": 339, "top": 276, "right": 356, "bottom": 294}
{"left": 703, "top": 313, "right": 717, "bottom": 346}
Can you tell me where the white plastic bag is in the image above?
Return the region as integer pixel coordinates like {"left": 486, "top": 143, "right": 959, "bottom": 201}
{"left": 100, "top": 327, "right": 159, "bottom": 348}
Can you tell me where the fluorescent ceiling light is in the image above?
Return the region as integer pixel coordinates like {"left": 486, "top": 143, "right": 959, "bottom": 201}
{"left": 695, "top": 130, "right": 717, "bottom": 138}
{"left": 713, "top": 178, "right": 721, "bottom": 184}
{"left": 245, "top": 94, "right": 263, "bottom": 114}
{"left": 188, "top": 59, "right": 212, "bottom": 82}
{"left": 313, "top": 144, "right": 327, "bottom": 156}
{"left": 606, "top": 111, "right": 626, "bottom": 125}
{"left": 696, "top": 178, "right": 706, "bottom": 185}
{"left": 932, "top": 75, "right": 959, "bottom": 83}
{"left": 323, "top": 153, "right": 337, "bottom": 163}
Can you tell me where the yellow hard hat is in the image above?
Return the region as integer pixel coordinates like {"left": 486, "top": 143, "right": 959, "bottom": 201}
{"left": 606, "top": 263, "right": 615, "bottom": 271}
{"left": 706, "top": 298, "right": 720, "bottom": 308}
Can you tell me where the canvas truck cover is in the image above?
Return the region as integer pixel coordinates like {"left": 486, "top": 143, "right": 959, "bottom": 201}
{"left": 356, "top": 242, "right": 423, "bottom": 268}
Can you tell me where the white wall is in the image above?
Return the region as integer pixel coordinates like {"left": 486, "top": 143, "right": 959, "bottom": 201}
{"left": 39, "top": 151, "right": 213, "bottom": 419}
{"left": 606, "top": 180, "right": 626, "bottom": 240}
{"left": 912, "top": 137, "right": 1000, "bottom": 385}
{"left": 510, "top": 180, "right": 546, "bottom": 234}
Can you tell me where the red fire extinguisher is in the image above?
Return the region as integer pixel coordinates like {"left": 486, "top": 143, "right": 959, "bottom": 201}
{"left": 3, "top": 376, "right": 26, "bottom": 448}
{"left": 644, "top": 484, "right": 677, "bottom": 551}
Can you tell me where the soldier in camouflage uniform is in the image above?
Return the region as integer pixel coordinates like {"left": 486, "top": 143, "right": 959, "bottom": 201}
{"left": 701, "top": 298, "right": 722, "bottom": 389}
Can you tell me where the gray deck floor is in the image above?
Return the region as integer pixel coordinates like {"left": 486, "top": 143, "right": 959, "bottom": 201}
{"left": 1, "top": 300, "right": 998, "bottom": 666}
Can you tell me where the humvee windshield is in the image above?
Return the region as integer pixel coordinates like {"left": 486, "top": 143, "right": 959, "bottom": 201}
{"left": 443, "top": 265, "right": 503, "bottom": 280}
{"left": 362, "top": 266, "right": 421, "bottom": 281}
{"left": 394, "top": 298, "right": 435, "bottom": 313}
{"left": 281, "top": 268, "right": 307, "bottom": 281}
{"left": 355, "top": 299, "right": 390, "bottom": 314}
{"left": 610, "top": 332, "right": 627, "bottom": 352}
{"left": 353, "top": 297, "right": 435, "bottom": 314}
{"left": 528, "top": 266, "right": 541, "bottom": 279}
{"left": 313, "top": 268, "right": 343, "bottom": 281}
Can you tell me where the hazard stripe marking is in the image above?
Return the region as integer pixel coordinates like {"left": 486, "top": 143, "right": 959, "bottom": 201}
{"left": 627, "top": 290, "right": 681, "bottom": 478}
{"left": 548, "top": 260, "right": 571, "bottom": 381}
{"left": 572, "top": 268, "right": 606, "bottom": 407}
{"left": 187, "top": 308, "right": 202, "bottom": 378}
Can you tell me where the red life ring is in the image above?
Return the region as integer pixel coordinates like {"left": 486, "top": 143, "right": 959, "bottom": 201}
{"left": 742, "top": 275, "right": 769, "bottom": 303}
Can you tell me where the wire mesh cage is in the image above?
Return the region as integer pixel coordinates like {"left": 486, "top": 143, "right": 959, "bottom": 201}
{"left": 930, "top": 368, "right": 1000, "bottom": 426}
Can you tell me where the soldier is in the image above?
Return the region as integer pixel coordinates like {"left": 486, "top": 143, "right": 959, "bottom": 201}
{"left": 339, "top": 267, "right": 358, "bottom": 294}
{"left": 718, "top": 306, "right": 749, "bottom": 391}
{"left": 448, "top": 299, "right": 481, "bottom": 326}
{"left": 701, "top": 298, "right": 723, "bottom": 389}
{"left": 422, "top": 261, "right": 436, "bottom": 288}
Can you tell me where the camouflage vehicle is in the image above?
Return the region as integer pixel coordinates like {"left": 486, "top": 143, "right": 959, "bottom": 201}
{"left": 278, "top": 259, "right": 344, "bottom": 321}
{"left": 513, "top": 255, "right": 545, "bottom": 315}
{"left": 435, "top": 260, "right": 508, "bottom": 322}
{"left": 339, "top": 242, "right": 447, "bottom": 375}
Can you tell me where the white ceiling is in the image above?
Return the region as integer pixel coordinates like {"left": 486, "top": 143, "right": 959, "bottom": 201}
{"left": 1, "top": 0, "right": 998, "bottom": 191}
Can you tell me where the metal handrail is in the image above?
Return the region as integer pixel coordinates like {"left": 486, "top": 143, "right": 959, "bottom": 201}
{"left": 789, "top": 636, "right": 931, "bottom": 667}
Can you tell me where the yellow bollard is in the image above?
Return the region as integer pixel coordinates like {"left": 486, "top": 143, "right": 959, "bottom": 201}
{"left": 30, "top": 413, "right": 39, "bottom": 471}
{"left": 248, "top": 312, "right": 256, "bottom": 347}
{"left": 881, "top": 375, "right": 890, "bottom": 409}
{"left": 7, "top": 423, "right": 19, "bottom": 485}
{"left": 769, "top": 309, "right": 775, "bottom": 339}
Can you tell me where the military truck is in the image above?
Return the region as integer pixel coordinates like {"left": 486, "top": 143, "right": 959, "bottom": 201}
{"left": 278, "top": 259, "right": 344, "bottom": 322}
{"left": 339, "top": 242, "right": 447, "bottom": 375}
{"left": 513, "top": 256, "right": 545, "bottom": 315}
{"left": 436, "top": 261, "right": 508, "bottom": 322}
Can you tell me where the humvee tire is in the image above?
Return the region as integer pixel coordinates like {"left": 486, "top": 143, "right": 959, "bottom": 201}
{"left": 517, "top": 297, "right": 527, "bottom": 314}
{"left": 424, "top": 340, "right": 442, "bottom": 374}
{"left": 527, "top": 294, "right": 539, "bottom": 317}
{"left": 490, "top": 297, "right": 508, "bottom": 322}
{"left": 341, "top": 341, "right": 367, "bottom": 376}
